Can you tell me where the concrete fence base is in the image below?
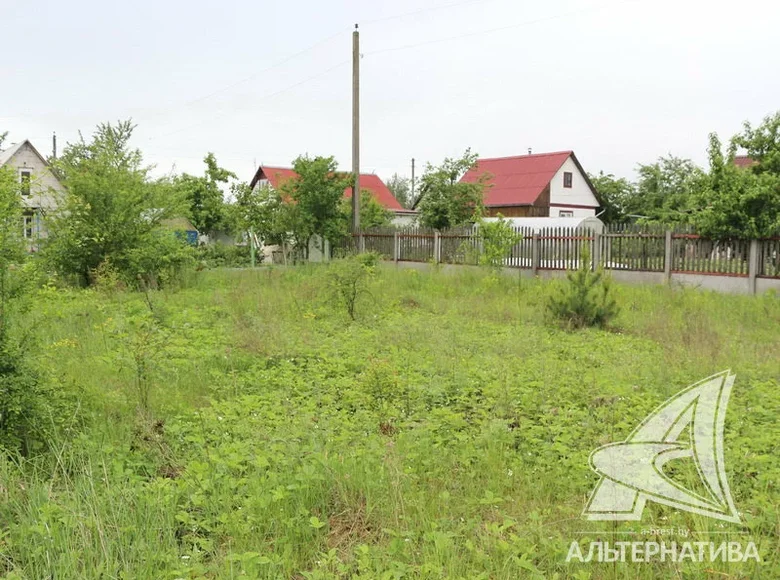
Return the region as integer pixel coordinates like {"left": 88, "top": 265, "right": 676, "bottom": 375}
{"left": 390, "top": 261, "right": 780, "bottom": 296}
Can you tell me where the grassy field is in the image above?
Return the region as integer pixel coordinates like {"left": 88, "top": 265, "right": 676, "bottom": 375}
{"left": 0, "top": 264, "right": 778, "bottom": 579}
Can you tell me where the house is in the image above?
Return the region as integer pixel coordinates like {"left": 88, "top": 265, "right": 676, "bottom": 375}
{"left": 733, "top": 155, "right": 757, "bottom": 169}
{"left": 249, "top": 165, "right": 409, "bottom": 223}
{"left": 459, "top": 151, "right": 601, "bottom": 218}
{"left": 161, "top": 217, "right": 199, "bottom": 245}
{"left": 0, "top": 139, "right": 64, "bottom": 248}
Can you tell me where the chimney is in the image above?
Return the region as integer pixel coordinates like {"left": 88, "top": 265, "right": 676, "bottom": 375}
{"left": 528, "top": 147, "right": 532, "bottom": 155}
{"left": 52, "top": 132, "right": 57, "bottom": 159}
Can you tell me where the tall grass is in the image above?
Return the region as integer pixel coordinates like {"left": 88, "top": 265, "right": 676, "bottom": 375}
{"left": 0, "top": 265, "right": 777, "bottom": 578}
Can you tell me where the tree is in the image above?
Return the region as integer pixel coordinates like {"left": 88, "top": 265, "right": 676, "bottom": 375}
{"left": 690, "top": 133, "right": 780, "bottom": 239}
{"left": 174, "top": 153, "right": 236, "bottom": 236}
{"left": 45, "top": 120, "right": 191, "bottom": 286}
{"left": 588, "top": 171, "right": 635, "bottom": 223}
{"left": 385, "top": 173, "right": 412, "bottom": 208}
{"left": 230, "top": 180, "right": 293, "bottom": 247}
{"left": 628, "top": 156, "right": 707, "bottom": 223}
{"left": 342, "top": 190, "right": 393, "bottom": 230}
{"left": 417, "top": 149, "right": 486, "bottom": 230}
{"left": 475, "top": 212, "right": 523, "bottom": 269}
{"left": 277, "top": 155, "right": 352, "bottom": 255}
{"left": 733, "top": 111, "right": 780, "bottom": 175}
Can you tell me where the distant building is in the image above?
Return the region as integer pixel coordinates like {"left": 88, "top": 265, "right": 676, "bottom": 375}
{"left": 459, "top": 151, "right": 601, "bottom": 218}
{"left": 161, "top": 217, "right": 199, "bottom": 245}
{"left": 249, "top": 165, "right": 412, "bottom": 225}
{"left": 0, "top": 139, "right": 64, "bottom": 249}
{"left": 733, "top": 155, "right": 758, "bottom": 169}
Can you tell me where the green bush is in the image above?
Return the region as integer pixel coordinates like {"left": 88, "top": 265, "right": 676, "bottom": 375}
{"left": 126, "top": 228, "right": 195, "bottom": 289}
{"left": 476, "top": 214, "right": 523, "bottom": 269}
{"left": 195, "top": 243, "right": 253, "bottom": 269}
{"left": 548, "top": 249, "right": 619, "bottom": 329}
{"left": 327, "top": 252, "right": 379, "bottom": 320}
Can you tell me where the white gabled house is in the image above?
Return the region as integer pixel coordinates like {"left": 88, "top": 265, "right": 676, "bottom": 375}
{"left": 459, "top": 150, "right": 602, "bottom": 218}
{"left": 0, "top": 139, "right": 65, "bottom": 248}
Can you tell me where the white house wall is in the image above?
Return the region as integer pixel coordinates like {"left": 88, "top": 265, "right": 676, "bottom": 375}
{"left": 3, "top": 143, "right": 63, "bottom": 211}
{"left": 549, "top": 156, "right": 598, "bottom": 217}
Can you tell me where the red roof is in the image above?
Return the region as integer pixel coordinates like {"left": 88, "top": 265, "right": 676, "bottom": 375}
{"left": 460, "top": 151, "right": 572, "bottom": 206}
{"left": 734, "top": 155, "right": 757, "bottom": 168}
{"left": 250, "top": 166, "right": 402, "bottom": 211}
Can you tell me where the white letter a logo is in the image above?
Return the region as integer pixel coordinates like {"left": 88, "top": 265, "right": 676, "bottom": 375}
{"left": 583, "top": 371, "right": 741, "bottom": 523}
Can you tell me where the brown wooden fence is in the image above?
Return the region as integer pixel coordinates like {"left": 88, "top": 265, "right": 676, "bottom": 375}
{"left": 332, "top": 225, "right": 780, "bottom": 281}
{"left": 759, "top": 238, "right": 780, "bottom": 278}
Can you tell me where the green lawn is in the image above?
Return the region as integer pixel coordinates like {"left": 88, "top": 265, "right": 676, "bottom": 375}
{"left": 0, "top": 265, "right": 778, "bottom": 579}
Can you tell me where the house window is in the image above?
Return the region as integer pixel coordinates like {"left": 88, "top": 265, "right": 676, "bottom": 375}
{"left": 23, "top": 212, "right": 35, "bottom": 239}
{"left": 20, "top": 170, "right": 31, "bottom": 196}
{"left": 563, "top": 172, "right": 573, "bottom": 188}
{"left": 559, "top": 210, "right": 574, "bottom": 218}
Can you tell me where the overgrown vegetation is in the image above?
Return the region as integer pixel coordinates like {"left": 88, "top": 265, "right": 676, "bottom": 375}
{"left": 0, "top": 265, "right": 775, "bottom": 578}
{"left": 327, "top": 252, "right": 379, "bottom": 320}
{"left": 44, "top": 121, "right": 194, "bottom": 287}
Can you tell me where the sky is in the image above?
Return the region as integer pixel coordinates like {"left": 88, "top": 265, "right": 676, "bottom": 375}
{"left": 2, "top": 0, "right": 778, "bottom": 188}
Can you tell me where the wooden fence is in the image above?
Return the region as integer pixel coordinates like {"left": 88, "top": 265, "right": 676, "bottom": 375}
{"left": 332, "top": 225, "right": 780, "bottom": 284}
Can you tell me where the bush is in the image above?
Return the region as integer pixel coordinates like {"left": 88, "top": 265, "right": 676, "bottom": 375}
{"left": 125, "top": 229, "right": 195, "bottom": 289}
{"left": 327, "top": 252, "right": 379, "bottom": 320}
{"left": 476, "top": 214, "right": 523, "bottom": 269}
{"left": 547, "top": 249, "right": 619, "bottom": 329}
{"left": 195, "top": 244, "right": 253, "bottom": 269}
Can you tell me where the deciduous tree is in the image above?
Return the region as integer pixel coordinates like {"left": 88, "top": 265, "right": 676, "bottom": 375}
{"left": 174, "top": 153, "right": 236, "bottom": 236}
{"left": 45, "top": 120, "right": 191, "bottom": 286}
{"left": 417, "top": 149, "right": 485, "bottom": 230}
{"left": 385, "top": 173, "right": 412, "bottom": 208}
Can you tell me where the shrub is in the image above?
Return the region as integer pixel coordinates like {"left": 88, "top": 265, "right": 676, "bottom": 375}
{"left": 327, "top": 252, "right": 379, "bottom": 320}
{"left": 476, "top": 214, "right": 523, "bottom": 269}
{"left": 195, "top": 243, "right": 253, "bottom": 269}
{"left": 547, "top": 248, "right": 619, "bottom": 329}
{"left": 125, "top": 229, "right": 195, "bottom": 290}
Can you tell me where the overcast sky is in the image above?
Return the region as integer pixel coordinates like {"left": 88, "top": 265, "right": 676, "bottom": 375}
{"left": 2, "top": 0, "right": 778, "bottom": 186}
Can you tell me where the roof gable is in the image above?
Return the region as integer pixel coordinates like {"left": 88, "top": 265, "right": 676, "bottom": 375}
{"left": 0, "top": 139, "right": 52, "bottom": 169}
{"left": 249, "top": 165, "right": 402, "bottom": 210}
{"left": 460, "top": 151, "right": 572, "bottom": 206}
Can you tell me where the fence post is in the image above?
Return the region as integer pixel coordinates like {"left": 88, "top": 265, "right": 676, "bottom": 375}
{"left": 532, "top": 233, "right": 540, "bottom": 274}
{"left": 434, "top": 231, "right": 441, "bottom": 264}
{"left": 393, "top": 230, "right": 399, "bottom": 264}
{"left": 358, "top": 231, "right": 365, "bottom": 253}
{"left": 663, "top": 230, "right": 673, "bottom": 283}
{"left": 748, "top": 239, "right": 759, "bottom": 295}
{"left": 592, "top": 232, "right": 601, "bottom": 271}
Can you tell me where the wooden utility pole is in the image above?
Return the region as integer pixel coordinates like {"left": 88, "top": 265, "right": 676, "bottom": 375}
{"left": 411, "top": 158, "right": 415, "bottom": 207}
{"left": 351, "top": 24, "right": 360, "bottom": 231}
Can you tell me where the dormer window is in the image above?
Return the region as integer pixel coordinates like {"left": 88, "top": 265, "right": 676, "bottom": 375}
{"left": 563, "top": 172, "right": 573, "bottom": 188}
{"left": 20, "top": 170, "right": 31, "bottom": 196}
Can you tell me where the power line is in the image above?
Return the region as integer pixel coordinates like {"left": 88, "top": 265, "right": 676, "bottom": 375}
{"left": 142, "top": 27, "right": 351, "bottom": 123}
{"left": 365, "top": 0, "right": 643, "bottom": 56}
{"left": 362, "top": 0, "right": 498, "bottom": 25}
{"left": 152, "top": 59, "right": 351, "bottom": 139}
{"left": 139, "top": 0, "right": 504, "bottom": 126}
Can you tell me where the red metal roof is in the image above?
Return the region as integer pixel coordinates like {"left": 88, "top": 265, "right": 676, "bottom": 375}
{"left": 733, "top": 155, "right": 757, "bottom": 168}
{"left": 251, "top": 166, "right": 403, "bottom": 211}
{"left": 460, "top": 151, "right": 572, "bottom": 206}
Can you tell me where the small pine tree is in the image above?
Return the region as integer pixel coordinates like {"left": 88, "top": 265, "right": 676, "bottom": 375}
{"left": 548, "top": 247, "right": 619, "bottom": 329}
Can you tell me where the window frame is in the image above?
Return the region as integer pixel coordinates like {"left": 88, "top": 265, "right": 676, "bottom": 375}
{"left": 558, "top": 210, "right": 574, "bottom": 218}
{"left": 19, "top": 169, "right": 32, "bottom": 196}
{"left": 22, "top": 212, "right": 35, "bottom": 239}
{"left": 563, "top": 171, "right": 573, "bottom": 188}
